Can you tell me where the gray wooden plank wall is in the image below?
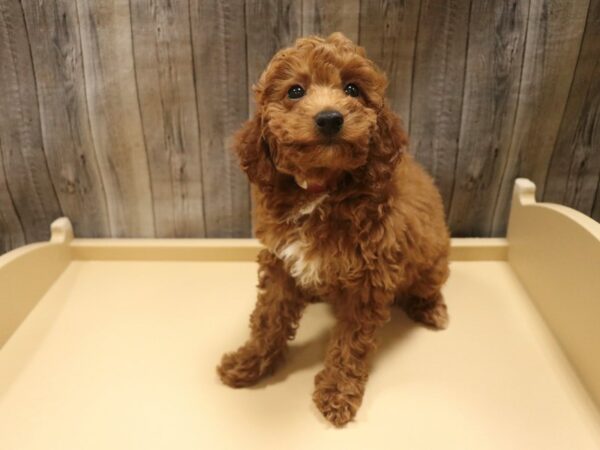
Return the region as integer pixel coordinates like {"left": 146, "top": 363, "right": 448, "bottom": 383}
{"left": 0, "top": 0, "right": 599, "bottom": 254}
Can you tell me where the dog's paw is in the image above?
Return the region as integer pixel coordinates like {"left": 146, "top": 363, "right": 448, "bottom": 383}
{"left": 408, "top": 299, "right": 449, "bottom": 330}
{"left": 313, "top": 371, "right": 363, "bottom": 427}
{"left": 217, "top": 346, "right": 279, "bottom": 388}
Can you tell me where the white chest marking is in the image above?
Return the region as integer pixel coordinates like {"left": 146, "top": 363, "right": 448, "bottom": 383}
{"left": 277, "top": 240, "right": 322, "bottom": 287}
{"left": 288, "top": 194, "right": 328, "bottom": 222}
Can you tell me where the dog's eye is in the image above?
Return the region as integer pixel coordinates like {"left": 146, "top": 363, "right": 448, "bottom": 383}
{"left": 287, "top": 85, "right": 305, "bottom": 99}
{"left": 344, "top": 83, "right": 360, "bottom": 97}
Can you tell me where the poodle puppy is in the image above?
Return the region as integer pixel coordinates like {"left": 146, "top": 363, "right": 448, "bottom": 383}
{"left": 217, "top": 33, "right": 450, "bottom": 427}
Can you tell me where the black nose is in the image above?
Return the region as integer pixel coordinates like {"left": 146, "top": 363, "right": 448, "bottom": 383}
{"left": 314, "top": 110, "right": 344, "bottom": 136}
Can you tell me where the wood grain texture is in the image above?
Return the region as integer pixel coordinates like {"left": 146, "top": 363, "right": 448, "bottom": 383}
{"left": 1, "top": 1, "right": 600, "bottom": 255}
{"left": 491, "top": 0, "right": 590, "bottom": 235}
{"left": 245, "top": 0, "right": 302, "bottom": 114}
{"left": 448, "top": 0, "right": 530, "bottom": 236}
{"left": 130, "top": 0, "right": 206, "bottom": 238}
{"left": 359, "top": 0, "right": 422, "bottom": 128}
{"left": 21, "top": 0, "right": 111, "bottom": 238}
{"left": 593, "top": 182, "right": 600, "bottom": 222}
{"left": 77, "top": 0, "right": 155, "bottom": 237}
{"left": 0, "top": 139, "right": 25, "bottom": 254}
{"left": 302, "top": 0, "right": 360, "bottom": 41}
{"left": 544, "top": 0, "right": 600, "bottom": 216}
{"left": 409, "top": 0, "right": 471, "bottom": 215}
{"left": 190, "top": 0, "right": 251, "bottom": 237}
{"left": 0, "top": 0, "right": 62, "bottom": 243}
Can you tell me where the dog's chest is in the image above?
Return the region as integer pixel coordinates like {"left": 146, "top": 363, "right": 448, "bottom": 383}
{"left": 273, "top": 195, "right": 352, "bottom": 288}
{"left": 276, "top": 239, "right": 323, "bottom": 288}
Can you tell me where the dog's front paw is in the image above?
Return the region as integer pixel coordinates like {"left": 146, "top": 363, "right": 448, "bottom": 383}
{"left": 217, "top": 344, "right": 281, "bottom": 388}
{"left": 313, "top": 370, "right": 363, "bottom": 427}
{"left": 405, "top": 296, "right": 449, "bottom": 330}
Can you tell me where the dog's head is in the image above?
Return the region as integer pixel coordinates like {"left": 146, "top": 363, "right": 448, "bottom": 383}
{"left": 235, "top": 33, "right": 407, "bottom": 193}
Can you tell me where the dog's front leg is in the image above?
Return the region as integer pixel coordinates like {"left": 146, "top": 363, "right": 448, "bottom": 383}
{"left": 218, "top": 250, "right": 307, "bottom": 388}
{"left": 313, "top": 287, "right": 393, "bottom": 427}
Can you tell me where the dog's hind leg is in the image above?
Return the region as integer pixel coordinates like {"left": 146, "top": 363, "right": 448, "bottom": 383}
{"left": 217, "top": 250, "right": 307, "bottom": 388}
{"left": 401, "top": 257, "right": 449, "bottom": 330}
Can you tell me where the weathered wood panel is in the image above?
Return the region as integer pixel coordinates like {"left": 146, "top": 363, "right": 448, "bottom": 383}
{"left": 409, "top": 0, "right": 471, "bottom": 215}
{"left": 545, "top": 0, "right": 600, "bottom": 217}
{"left": 593, "top": 183, "right": 600, "bottom": 222}
{"left": 359, "top": 0, "right": 422, "bottom": 128}
{"left": 448, "top": 0, "right": 530, "bottom": 236}
{"left": 21, "top": 0, "right": 111, "bottom": 238}
{"left": 77, "top": 0, "right": 155, "bottom": 237}
{"left": 130, "top": 0, "right": 206, "bottom": 238}
{"left": 245, "top": 0, "right": 302, "bottom": 114}
{"left": 0, "top": 139, "right": 25, "bottom": 254}
{"left": 491, "top": 0, "right": 590, "bottom": 235}
{"left": 302, "top": 0, "right": 360, "bottom": 42}
{"left": 0, "top": 0, "right": 599, "bottom": 254}
{"left": 0, "top": 0, "right": 62, "bottom": 243}
{"left": 190, "top": 0, "right": 251, "bottom": 237}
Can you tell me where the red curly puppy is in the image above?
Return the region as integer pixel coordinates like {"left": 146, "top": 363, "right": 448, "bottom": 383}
{"left": 218, "top": 33, "right": 450, "bottom": 427}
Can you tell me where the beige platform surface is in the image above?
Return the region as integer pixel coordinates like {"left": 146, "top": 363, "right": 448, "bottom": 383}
{"left": 1, "top": 259, "right": 599, "bottom": 449}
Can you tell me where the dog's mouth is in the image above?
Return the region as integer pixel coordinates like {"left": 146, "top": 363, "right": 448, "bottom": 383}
{"left": 294, "top": 176, "right": 327, "bottom": 193}
{"left": 273, "top": 138, "right": 369, "bottom": 193}
{"left": 293, "top": 169, "right": 341, "bottom": 194}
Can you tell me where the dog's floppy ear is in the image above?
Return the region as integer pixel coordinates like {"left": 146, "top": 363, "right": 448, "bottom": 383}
{"left": 377, "top": 102, "right": 408, "bottom": 166}
{"left": 233, "top": 111, "right": 277, "bottom": 188}
{"left": 360, "top": 103, "right": 408, "bottom": 189}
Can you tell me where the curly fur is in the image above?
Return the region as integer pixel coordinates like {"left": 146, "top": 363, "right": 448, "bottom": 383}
{"left": 217, "top": 33, "right": 450, "bottom": 427}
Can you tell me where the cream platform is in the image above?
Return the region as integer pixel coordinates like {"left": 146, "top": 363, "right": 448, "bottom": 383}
{"left": 1, "top": 179, "right": 599, "bottom": 449}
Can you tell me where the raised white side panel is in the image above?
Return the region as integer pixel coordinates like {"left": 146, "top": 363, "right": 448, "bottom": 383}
{"left": 0, "top": 218, "right": 72, "bottom": 347}
{"left": 508, "top": 179, "right": 600, "bottom": 408}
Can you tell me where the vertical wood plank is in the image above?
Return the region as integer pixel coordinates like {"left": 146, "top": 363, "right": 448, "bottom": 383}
{"left": 0, "top": 1, "right": 598, "bottom": 246}
{"left": 0, "top": 140, "right": 25, "bottom": 254}
{"left": 0, "top": 0, "right": 62, "bottom": 243}
{"left": 77, "top": 0, "right": 155, "bottom": 237}
{"left": 21, "top": 0, "right": 111, "bottom": 238}
{"left": 593, "top": 182, "right": 600, "bottom": 222}
{"left": 301, "top": 0, "right": 360, "bottom": 42}
{"left": 245, "top": 0, "right": 303, "bottom": 115}
{"left": 190, "top": 0, "right": 251, "bottom": 237}
{"left": 491, "top": 0, "right": 590, "bottom": 235}
{"left": 544, "top": 0, "right": 600, "bottom": 217}
{"left": 359, "top": 0, "right": 422, "bottom": 127}
{"left": 130, "top": 0, "right": 206, "bottom": 238}
{"left": 409, "top": 0, "right": 471, "bottom": 215}
{"left": 448, "top": 0, "right": 529, "bottom": 236}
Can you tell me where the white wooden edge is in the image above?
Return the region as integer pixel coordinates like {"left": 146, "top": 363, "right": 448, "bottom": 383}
{"left": 510, "top": 178, "right": 600, "bottom": 239}
{"left": 65, "top": 237, "right": 507, "bottom": 262}
{"left": 0, "top": 218, "right": 72, "bottom": 348}
{"left": 50, "top": 217, "right": 74, "bottom": 243}
{"left": 508, "top": 178, "right": 600, "bottom": 410}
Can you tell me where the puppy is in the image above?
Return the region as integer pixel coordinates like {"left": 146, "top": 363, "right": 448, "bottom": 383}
{"left": 217, "top": 33, "right": 450, "bottom": 427}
